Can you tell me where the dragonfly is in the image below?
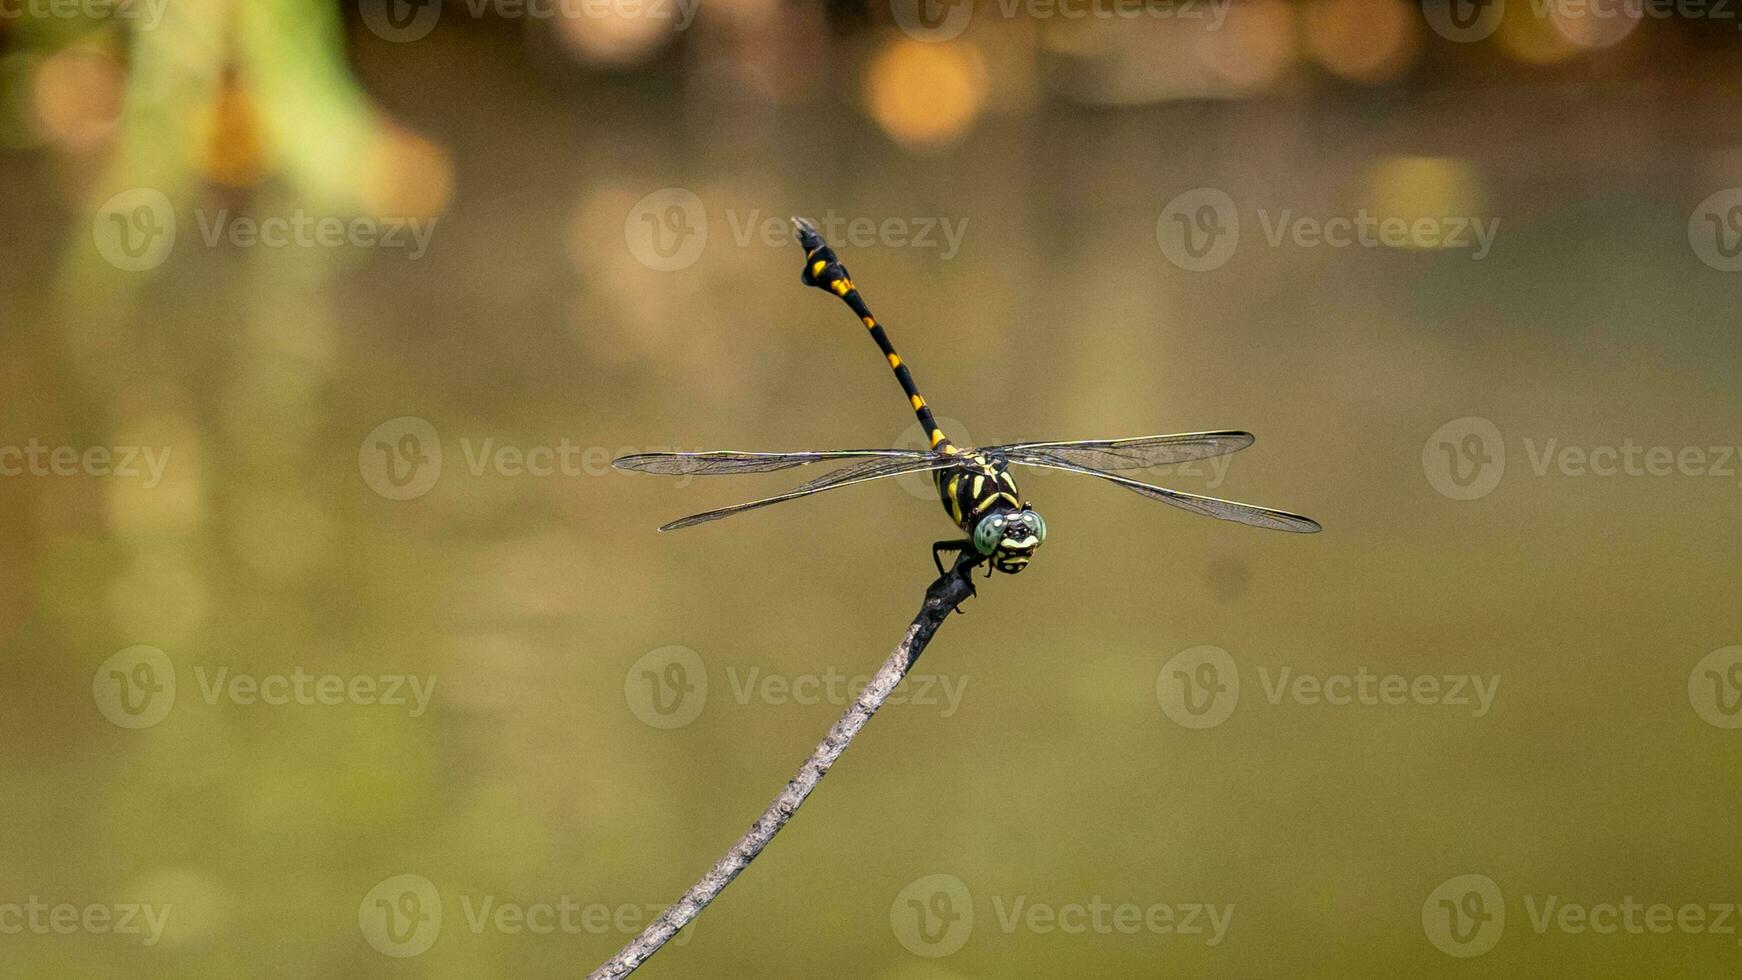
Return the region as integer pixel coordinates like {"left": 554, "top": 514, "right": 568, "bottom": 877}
{"left": 614, "top": 218, "right": 1319, "bottom": 579}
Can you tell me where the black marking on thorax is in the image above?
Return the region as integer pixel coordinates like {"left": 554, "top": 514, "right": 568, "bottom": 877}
{"left": 933, "top": 450, "right": 1023, "bottom": 531}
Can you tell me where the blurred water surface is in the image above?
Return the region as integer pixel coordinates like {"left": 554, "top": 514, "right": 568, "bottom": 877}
{"left": 2, "top": 4, "right": 1741, "bottom": 977}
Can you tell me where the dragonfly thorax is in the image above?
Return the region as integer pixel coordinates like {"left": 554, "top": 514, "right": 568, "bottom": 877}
{"left": 934, "top": 452, "right": 1023, "bottom": 530}
{"left": 932, "top": 453, "right": 1045, "bottom": 574}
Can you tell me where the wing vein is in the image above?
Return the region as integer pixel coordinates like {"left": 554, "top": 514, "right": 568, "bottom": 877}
{"left": 985, "top": 430, "right": 1253, "bottom": 471}
{"left": 658, "top": 456, "right": 954, "bottom": 531}
{"left": 1007, "top": 454, "right": 1320, "bottom": 533}
{"left": 613, "top": 448, "right": 932, "bottom": 476}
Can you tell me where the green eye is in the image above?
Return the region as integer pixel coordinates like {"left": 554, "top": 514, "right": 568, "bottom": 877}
{"left": 972, "top": 514, "right": 1003, "bottom": 555}
{"left": 1030, "top": 511, "right": 1047, "bottom": 542}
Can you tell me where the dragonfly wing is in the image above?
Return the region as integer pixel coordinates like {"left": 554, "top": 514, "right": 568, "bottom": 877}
{"left": 1007, "top": 454, "right": 1320, "bottom": 533}
{"left": 984, "top": 431, "right": 1253, "bottom": 470}
{"left": 659, "top": 455, "right": 954, "bottom": 531}
{"left": 787, "top": 453, "right": 951, "bottom": 491}
{"left": 613, "top": 448, "right": 932, "bottom": 476}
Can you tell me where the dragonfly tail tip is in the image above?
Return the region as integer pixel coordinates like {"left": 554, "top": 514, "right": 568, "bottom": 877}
{"left": 791, "top": 217, "right": 823, "bottom": 248}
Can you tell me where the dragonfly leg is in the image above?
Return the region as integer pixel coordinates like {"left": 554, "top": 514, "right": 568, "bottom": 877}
{"left": 932, "top": 539, "right": 973, "bottom": 577}
{"left": 932, "top": 539, "right": 979, "bottom": 614}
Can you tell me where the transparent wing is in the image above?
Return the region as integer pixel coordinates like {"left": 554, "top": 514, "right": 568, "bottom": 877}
{"left": 658, "top": 455, "right": 954, "bottom": 531}
{"left": 786, "top": 454, "right": 940, "bottom": 491}
{"left": 1008, "top": 454, "right": 1320, "bottom": 533}
{"left": 984, "top": 430, "right": 1254, "bottom": 471}
{"left": 613, "top": 448, "right": 932, "bottom": 476}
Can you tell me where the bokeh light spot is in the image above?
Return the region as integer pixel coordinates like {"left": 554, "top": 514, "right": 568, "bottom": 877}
{"left": 865, "top": 38, "right": 987, "bottom": 150}
{"left": 1304, "top": 0, "right": 1419, "bottom": 85}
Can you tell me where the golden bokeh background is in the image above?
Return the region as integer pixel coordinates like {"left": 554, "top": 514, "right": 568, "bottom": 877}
{"left": 3, "top": 1, "right": 1741, "bottom": 976}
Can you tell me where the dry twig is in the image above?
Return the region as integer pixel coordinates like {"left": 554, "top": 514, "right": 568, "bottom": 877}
{"left": 587, "top": 554, "right": 981, "bottom": 979}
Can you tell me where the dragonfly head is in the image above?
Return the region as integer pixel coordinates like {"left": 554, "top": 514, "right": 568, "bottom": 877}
{"left": 974, "top": 506, "right": 1046, "bottom": 574}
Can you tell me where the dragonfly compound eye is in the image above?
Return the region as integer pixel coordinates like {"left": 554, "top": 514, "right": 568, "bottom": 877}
{"left": 972, "top": 513, "right": 1008, "bottom": 555}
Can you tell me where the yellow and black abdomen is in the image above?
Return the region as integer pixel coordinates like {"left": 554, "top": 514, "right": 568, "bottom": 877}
{"left": 934, "top": 452, "right": 1023, "bottom": 532}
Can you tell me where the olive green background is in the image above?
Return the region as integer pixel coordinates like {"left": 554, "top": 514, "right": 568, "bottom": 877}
{"left": 2, "top": 4, "right": 1741, "bottom": 977}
